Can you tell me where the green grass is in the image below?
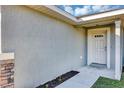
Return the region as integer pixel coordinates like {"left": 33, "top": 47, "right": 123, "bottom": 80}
{"left": 92, "top": 73, "right": 124, "bottom": 88}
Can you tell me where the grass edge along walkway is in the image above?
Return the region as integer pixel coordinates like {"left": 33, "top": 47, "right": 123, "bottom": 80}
{"left": 92, "top": 73, "right": 124, "bottom": 88}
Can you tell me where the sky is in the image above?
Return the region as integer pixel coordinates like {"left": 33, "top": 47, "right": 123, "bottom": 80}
{"left": 57, "top": 5, "right": 124, "bottom": 17}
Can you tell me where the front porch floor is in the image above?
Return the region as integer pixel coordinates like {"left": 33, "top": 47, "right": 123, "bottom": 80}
{"left": 56, "top": 66, "right": 115, "bottom": 88}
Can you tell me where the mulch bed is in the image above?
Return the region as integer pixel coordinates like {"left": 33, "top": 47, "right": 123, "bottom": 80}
{"left": 36, "top": 70, "right": 79, "bottom": 88}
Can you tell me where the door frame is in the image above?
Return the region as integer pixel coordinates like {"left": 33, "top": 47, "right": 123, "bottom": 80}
{"left": 87, "top": 27, "right": 111, "bottom": 69}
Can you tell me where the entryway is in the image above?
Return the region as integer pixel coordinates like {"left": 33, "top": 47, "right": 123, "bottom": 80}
{"left": 87, "top": 27, "right": 111, "bottom": 69}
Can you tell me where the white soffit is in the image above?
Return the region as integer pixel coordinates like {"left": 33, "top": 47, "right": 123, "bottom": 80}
{"left": 80, "top": 9, "right": 124, "bottom": 21}
{"left": 44, "top": 5, "right": 78, "bottom": 22}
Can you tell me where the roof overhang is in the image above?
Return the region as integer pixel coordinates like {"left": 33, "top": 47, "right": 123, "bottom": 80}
{"left": 27, "top": 5, "right": 79, "bottom": 25}
{"left": 77, "top": 14, "right": 124, "bottom": 27}
{"left": 27, "top": 5, "right": 124, "bottom": 27}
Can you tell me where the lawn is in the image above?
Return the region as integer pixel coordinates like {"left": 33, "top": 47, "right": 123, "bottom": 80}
{"left": 92, "top": 73, "right": 124, "bottom": 88}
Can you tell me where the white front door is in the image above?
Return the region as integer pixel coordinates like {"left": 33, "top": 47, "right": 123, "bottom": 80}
{"left": 88, "top": 29, "right": 107, "bottom": 65}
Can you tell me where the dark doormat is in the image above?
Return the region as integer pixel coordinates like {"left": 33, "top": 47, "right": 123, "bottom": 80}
{"left": 36, "top": 70, "right": 79, "bottom": 88}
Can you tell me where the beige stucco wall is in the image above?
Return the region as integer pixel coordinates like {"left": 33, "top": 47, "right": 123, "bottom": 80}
{"left": 1, "top": 6, "right": 86, "bottom": 88}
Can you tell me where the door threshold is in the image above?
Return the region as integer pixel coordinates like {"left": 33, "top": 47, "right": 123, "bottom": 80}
{"left": 89, "top": 63, "right": 107, "bottom": 69}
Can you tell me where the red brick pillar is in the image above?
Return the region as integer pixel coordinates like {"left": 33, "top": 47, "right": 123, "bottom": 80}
{"left": 0, "top": 53, "right": 14, "bottom": 88}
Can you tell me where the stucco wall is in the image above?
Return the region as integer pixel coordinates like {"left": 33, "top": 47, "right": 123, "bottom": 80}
{"left": 121, "top": 23, "right": 124, "bottom": 67}
{"left": 121, "top": 24, "right": 124, "bottom": 71}
{"left": 1, "top": 6, "right": 86, "bottom": 87}
{"left": 110, "top": 25, "right": 115, "bottom": 69}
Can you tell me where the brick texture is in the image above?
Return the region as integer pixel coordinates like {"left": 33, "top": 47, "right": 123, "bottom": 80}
{"left": 0, "top": 60, "right": 14, "bottom": 88}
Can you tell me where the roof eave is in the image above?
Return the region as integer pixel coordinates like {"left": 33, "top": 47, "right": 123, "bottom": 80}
{"left": 27, "top": 5, "right": 79, "bottom": 25}
{"left": 26, "top": 5, "right": 124, "bottom": 26}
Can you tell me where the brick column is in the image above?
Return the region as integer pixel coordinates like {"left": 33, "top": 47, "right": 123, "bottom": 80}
{"left": 0, "top": 53, "right": 14, "bottom": 88}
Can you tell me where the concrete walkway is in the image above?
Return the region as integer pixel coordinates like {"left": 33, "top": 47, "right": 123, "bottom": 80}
{"left": 56, "top": 66, "right": 115, "bottom": 88}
